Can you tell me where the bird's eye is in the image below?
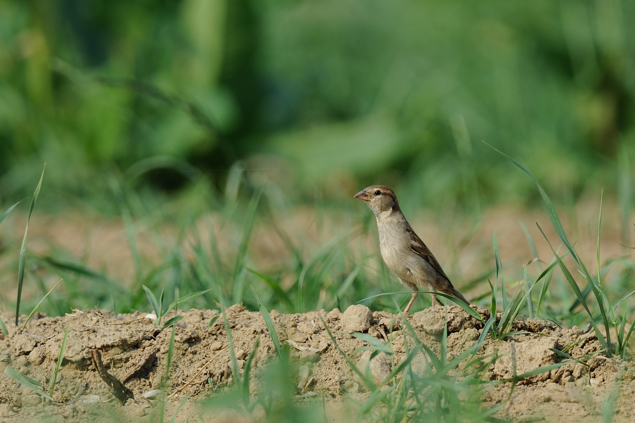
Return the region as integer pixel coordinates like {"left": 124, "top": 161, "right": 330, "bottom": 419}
{"left": 374, "top": 190, "right": 382, "bottom": 196}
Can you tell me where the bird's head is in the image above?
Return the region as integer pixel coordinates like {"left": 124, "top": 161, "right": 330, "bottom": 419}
{"left": 354, "top": 185, "right": 400, "bottom": 215}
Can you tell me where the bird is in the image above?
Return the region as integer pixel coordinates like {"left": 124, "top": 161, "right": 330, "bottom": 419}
{"left": 354, "top": 185, "right": 469, "bottom": 314}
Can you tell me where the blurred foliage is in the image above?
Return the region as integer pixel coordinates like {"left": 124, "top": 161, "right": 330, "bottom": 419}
{"left": 1, "top": 0, "right": 634, "bottom": 210}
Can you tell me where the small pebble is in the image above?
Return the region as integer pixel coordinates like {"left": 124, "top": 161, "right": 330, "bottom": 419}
{"left": 80, "top": 395, "right": 101, "bottom": 404}
{"left": 341, "top": 305, "right": 372, "bottom": 332}
{"left": 142, "top": 390, "right": 163, "bottom": 399}
{"left": 298, "top": 365, "right": 310, "bottom": 380}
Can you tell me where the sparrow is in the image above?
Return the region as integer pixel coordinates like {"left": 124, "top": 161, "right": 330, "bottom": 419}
{"left": 354, "top": 185, "right": 469, "bottom": 313}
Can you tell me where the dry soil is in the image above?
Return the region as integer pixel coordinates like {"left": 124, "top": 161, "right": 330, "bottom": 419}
{"left": 1, "top": 304, "right": 633, "bottom": 422}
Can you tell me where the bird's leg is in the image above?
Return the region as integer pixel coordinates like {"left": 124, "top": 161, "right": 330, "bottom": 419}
{"left": 403, "top": 291, "right": 418, "bottom": 315}
{"left": 431, "top": 294, "right": 437, "bottom": 308}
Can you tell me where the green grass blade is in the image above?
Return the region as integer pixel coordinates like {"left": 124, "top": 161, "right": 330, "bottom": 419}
{"left": 19, "top": 279, "right": 62, "bottom": 333}
{"left": 548, "top": 348, "right": 589, "bottom": 367}
{"left": 107, "top": 175, "right": 143, "bottom": 280}
{"left": 221, "top": 309, "right": 241, "bottom": 389}
{"left": 445, "top": 342, "right": 484, "bottom": 371}
{"left": 309, "top": 250, "right": 340, "bottom": 311}
{"left": 262, "top": 208, "right": 303, "bottom": 266}
{"left": 500, "top": 256, "right": 563, "bottom": 337}
{"left": 164, "top": 325, "right": 176, "bottom": 385}
{"left": 499, "top": 288, "right": 525, "bottom": 336}
{"left": 615, "top": 314, "right": 626, "bottom": 353}
{"left": 4, "top": 366, "right": 53, "bottom": 401}
{"left": 35, "top": 255, "right": 126, "bottom": 292}
{"left": 335, "top": 264, "right": 362, "bottom": 304}
{"left": 296, "top": 233, "right": 349, "bottom": 312}
{"left": 485, "top": 142, "right": 579, "bottom": 264}
{"left": 536, "top": 257, "right": 557, "bottom": 316}
{"left": 16, "top": 165, "right": 46, "bottom": 326}
{"left": 480, "top": 314, "right": 497, "bottom": 342}
{"left": 619, "top": 319, "right": 635, "bottom": 359}
{"left": 159, "top": 325, "right": 177, "bottom": 423}
{"left": 252, "top": 288, "right": 282, "bottom": 358}
{"left": 161, "top": 315, "right": 183, "bottom": 329}
{"left": 352, "top": 333, "right": 394, "bottom": 355}
{"left": 519, "top": 220, "right": 542, "bottom": 272}
{"left": 224, "top": 161, "right": 244, "bottom": 204}
{"left": 208, "top": 314, "right": 219, "bottom": 328}
{"left": 232, "top": 269, "right": 246, "bottom": 309}
{"left": 537, "top": 224, "right": 611, "bottom": 354}
{"left": 596, "top": 190, "right": 603, "bottom": 288}
{"left": 564, "top": 257, "right": 612, "bottom": 348}
{"left": 618, "top": 144, "right": 632, "bottom": 246}
{"left": 233, "top": 189, "right": 262, "bottom": 293}
{"left": 319, "top": 316, "right": 376, "bottom": 392}
{"left": 399, "top": 316, "right": 444, "bottom": 371}
{"left": 358, "top": 386, "right": 395, "bottom": 416}
{"left": 493, "top": 231, "right": 506, "bottom": 310}
{"left": 359, "top": 290, "right": 413, "bottom": 303}
{"left": 168, "top": 394, "right": 189, "bottom": 423}
{"left": 49, "top": 323, "right": 70, "bottom": 399}
{"left": 503, "top": 362, "right": 568, "bottom": 382}
{"left": 165, "top": 288, "right": 213, "bottom": 312}
{"left": 241, "top": 337, "right": 260, "bottom": 408}
{"left": 423, "top": 291, "right": 484, "bottom": 322}
{"left": 297, "top": 264, "right": 309, "bottom": 313}
{"left": 613, "top": 288, "right": 635, "bottom": 311}
{"left": 487, "top": 279, "right": 498, "bottom": 334}
{"left": 460, "top": 267, "right": 496, "bottom": 293}
{"left": 523, "top": 265, "right": 534, "bottom": 318}
{"left": 0, "top": 199, "right": 24, "bottom": 226}
{"left": 533, "top": 255, "right": 563, "bottom": 284}
{"left": 143, "top": 285, "right": 162, "bottom": 321}
{"left": 416, "top": 338, "right": 444, "bottom": 374}
{"left": 246, "top": 268, "right": 294, "bottom": 311}
{"left": 568, "top": 284, "right": 592, "bottom": 314}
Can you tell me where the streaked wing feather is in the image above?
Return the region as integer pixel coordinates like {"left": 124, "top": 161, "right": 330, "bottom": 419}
{"left": 406, "top": 226, "right": 453, "bottom": 285}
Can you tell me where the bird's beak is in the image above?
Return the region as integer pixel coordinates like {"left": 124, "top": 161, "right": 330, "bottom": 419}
{"left": 354, "top": 190, "right": 370, "bottom": 201}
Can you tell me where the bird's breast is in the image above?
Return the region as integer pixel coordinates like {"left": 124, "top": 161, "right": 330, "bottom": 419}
{"left": 378, "top": 237, "right": 416, "bottom": 281}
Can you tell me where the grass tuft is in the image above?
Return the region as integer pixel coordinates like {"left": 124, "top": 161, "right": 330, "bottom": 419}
{"left": 143, "top": 284, "right": 212, "bottom": 328}
{"left": 488, "top": 143, "right": 635, "bottom": 357}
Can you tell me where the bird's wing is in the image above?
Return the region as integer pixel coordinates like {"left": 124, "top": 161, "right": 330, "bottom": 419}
{"left": 406, "top": 226, "right": 453, "bottom": 285}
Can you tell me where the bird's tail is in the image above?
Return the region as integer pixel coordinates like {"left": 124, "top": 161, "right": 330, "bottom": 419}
{"left": 451, "top": 288, "right": 470, "bottom": 305}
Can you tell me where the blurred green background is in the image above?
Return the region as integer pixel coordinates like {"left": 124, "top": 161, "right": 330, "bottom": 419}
{"left": 1, "top": 0, "right": 634, "bottom": 210}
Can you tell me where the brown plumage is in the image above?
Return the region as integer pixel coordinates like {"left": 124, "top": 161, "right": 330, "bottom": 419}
{"left": 354, "top": 185, "right": 469, "bottom": 313}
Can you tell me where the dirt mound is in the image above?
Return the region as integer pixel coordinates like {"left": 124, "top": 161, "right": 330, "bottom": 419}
{"left": 0, "top": 305, "right": 631, "bottom": 422}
